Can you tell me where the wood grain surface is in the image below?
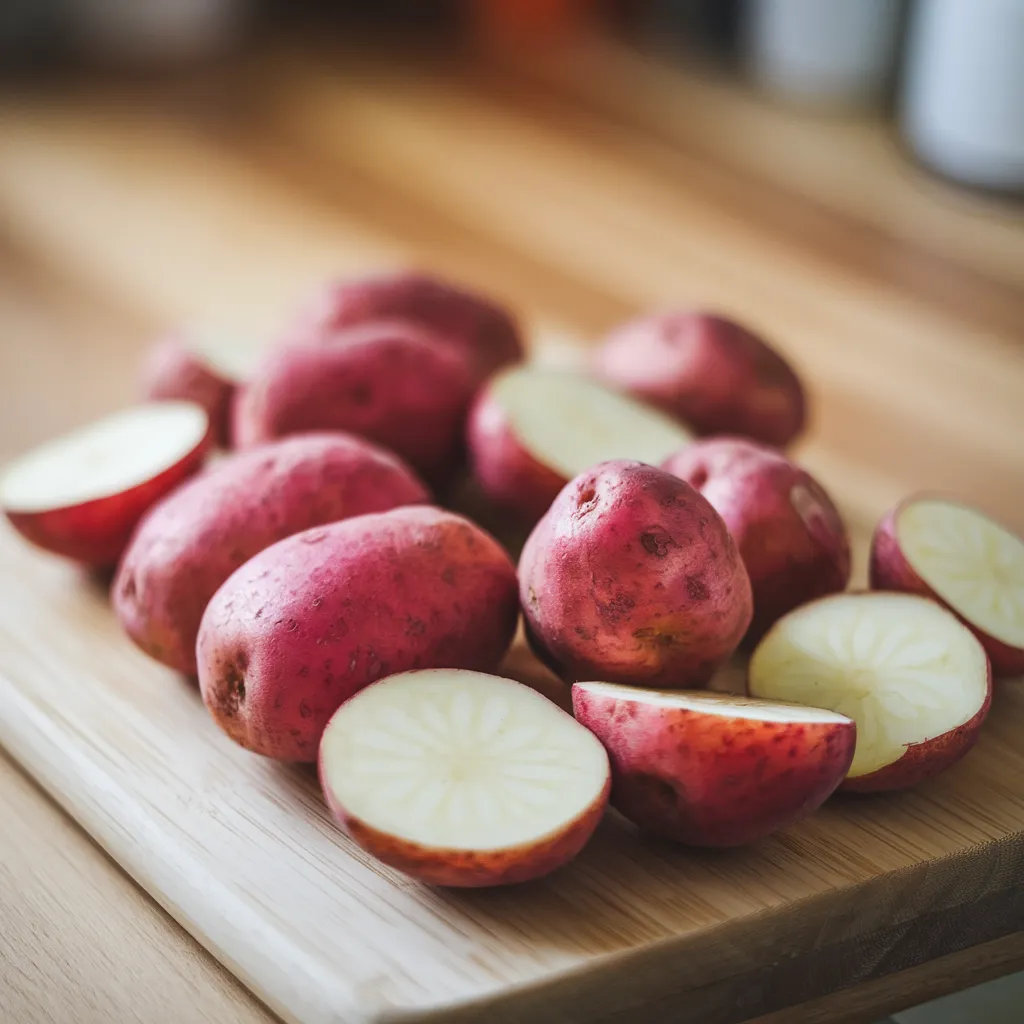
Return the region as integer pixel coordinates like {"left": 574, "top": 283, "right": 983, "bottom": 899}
{"left": 0, "top": 39, "right": 1022, "bottom": 1024}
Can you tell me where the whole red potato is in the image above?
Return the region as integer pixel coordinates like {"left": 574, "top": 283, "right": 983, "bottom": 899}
{"left": 114, "top": 433, "right": 429, "bottom": 676}
{"left": 519, "top": 461, "right": 752, "bottom": 689}
{"left": 287, "top": 270, "right": 523, "bottom": 385}
{"left": 232, "top": 322, "right": 474, "bottom": 486}
{"left": 592, "top": 312, "right": 806, "bottom": 447}
{"left": 662, "top": 438, "right": 850, "bottom": 643}
{"left": 197, "top": 507, "right": 519, "bottom": 761}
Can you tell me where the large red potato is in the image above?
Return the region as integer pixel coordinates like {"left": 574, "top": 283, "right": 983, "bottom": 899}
{"left": 592, "top": 312, "right": 806, "bottom": 447}
{"left": 749, "top": 592, "right": 991, "bottom": 792}
{"left": 467, "top": 366, "right": 693, "bottom": 525}
{"left": 519, "top": 461, "right": 752, "bottom": 689}
{"left": 232, "top": 322, "right": 474, "bottom": 485}
{"left": 572, "top": 683, "right": 855, "bottom": 846}
{"left": 662, "top": 438, "right": 850, "bottom": 643}
{"left": 287, "top": 270, "right": 523, "bottom": 384}
{"left": 870, "top": 496, "right": 1024, "bottom": 677}
{"left": 114, "top": 433, "right": 429, "bottom": 676}
{"left": 0, "top": 402, "right": 209, "bottom": 567}
{"left": 320, "top": 669, "right": 610, "bottom": 886}
{"left": 197, "top": 507, "right": 519, "bottom": 762}
{"left": 141, "top": 333, "right": 258, "bottom": 448}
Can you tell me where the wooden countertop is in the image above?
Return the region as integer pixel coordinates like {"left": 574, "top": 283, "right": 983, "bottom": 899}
{"left": 1, "top": 38, "right": 1022, "bottom": 1024}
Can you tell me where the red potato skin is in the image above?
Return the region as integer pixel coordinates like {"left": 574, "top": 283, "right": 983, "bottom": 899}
{"left": 5, "top": 436, "right": 208, "bottom": 568}
{"left": 572, "top": 686, "right": 855, "bottom": 845}
{"left": 519, "top": 461, "right": 753, "bottom": 689}
{"left": 197, "top": 507, "right": 519, "bottom": 762}
{"left": 841, "top": 669, "right": 992, "bottom": 793}
{"left": 141, "top": 337, "right": 236, "bottom": 448}
{"left": 287, "top": 271, "right": 523, "bottom": 385}
{"left": 870, "top": 501, "right": 1024, "bottom": 678}
{"left": 232, "top": 323, "right": 474, "bottom": 486}
{"left": 662, "top": 438, "right": 850, "bottom": 645}
{"left": 320, "top": 763, "right": 609, "bottom": 887}
{"left": 592, "top": 312, "right": 806, "bottom": 447}
{"left": 465, "top": 381, "right": 567, "bottom": 526}
{"left": 113, "top": 433, "right": 429, "bottom": 676}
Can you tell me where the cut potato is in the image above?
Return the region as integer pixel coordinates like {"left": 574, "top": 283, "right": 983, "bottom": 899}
{"left": 0, "top": 402, "right": 209, "bottom": 566}
{"left": 468, "top": 366, "right": 693, "bottom": 523}
{"left": 573, "top": 682, "right": 855, "bottom": 846}
{"left": 871, "top": 496, "right": 1024, "bottom": 677}
{"left": 319, "top": 669, "right": 610, "bottom": 886}
{"left": 749, "top": 592, "right": 991, "bottom": 792}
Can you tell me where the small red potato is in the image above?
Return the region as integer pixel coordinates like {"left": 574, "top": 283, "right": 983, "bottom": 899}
{"left": 519, "top": 461, "right": 752, "bottom": 689}
{"left": 287, "top": 270, "right": 523, "bottom": 385}
{"left": 114, "top": 433, "right": 429, "bottom": 676}
{"left": 870, "top": 496, "right": 1024, "bottom": 677}
{"left": 320, "top": 669, "right": 610, "bottom": 886}
{"left": 592, "top": 312, "right": 806, "bottom": 447}
{"left": 0, "top": 402, "right": 209, "bottom": 567}
{"left": 749, "top": 592, "right": 992, "bottom": 792}
{"left": 141, "top": 333, "right": 257, "bottom": 448}
{"left": 197, "top": 507, "right": 519, "bottom": 762}
{"left": 662, "top": 438, "right": 850, "bottom": 643}
{"left": 467, "top": 366, "right": 693, "bottom": 526}
{"left": 572, "top": 682, "right": 855, "bottom": 846}
{"left": 232, "top": 322, "right": 474, "bottom": 485}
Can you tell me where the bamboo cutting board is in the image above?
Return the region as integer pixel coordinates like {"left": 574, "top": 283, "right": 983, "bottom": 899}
{"left": 1, "top": 41, "right": 1023, "bottom": 1024}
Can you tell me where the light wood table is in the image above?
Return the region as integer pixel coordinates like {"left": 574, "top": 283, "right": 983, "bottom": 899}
{"left": 1, "top": 39, "right": 1022, "bottom": 1024}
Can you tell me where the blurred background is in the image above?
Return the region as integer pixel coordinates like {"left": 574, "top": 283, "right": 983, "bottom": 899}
{"left": 1, "top": 0, "right": 1021, "bottom": 537}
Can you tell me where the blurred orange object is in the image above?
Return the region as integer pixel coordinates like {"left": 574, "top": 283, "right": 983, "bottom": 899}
{"left": 470, "top": 0, "right": 594, "bottom": 44}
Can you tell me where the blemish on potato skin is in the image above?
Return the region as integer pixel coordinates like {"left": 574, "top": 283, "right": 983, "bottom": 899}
{"left": 441, "top": 567, "right": 457, "bottom": 586}
{"left": 298, "top": 700, "right": 313, "bottom": 719}
{"left": 686, "top": 575, "right": 710, "bottom": 602}
{"left": 640, "top": 527, "right": 678, "bottom": 558}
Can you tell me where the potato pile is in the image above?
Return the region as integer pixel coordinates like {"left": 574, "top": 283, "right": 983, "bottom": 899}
{"left": 2, "top": 268, "right": 1021, "bottom": 888}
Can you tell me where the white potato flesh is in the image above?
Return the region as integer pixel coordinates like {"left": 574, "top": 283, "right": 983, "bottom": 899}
{"left": 320, "top": 669, "right": 609, "bottom": 852}
{"left": 0, "top": 402, "right": 208, "bottom": 513}
{"left": 897, "top": 499, "right": 1024, "bottom": 648}
{"left": 493, "top": 366, "right": 692, "bottom": 478}
{"left": 575, "top": 681, "right": 852, "bottom": 724}
{"left": 749, "top": 593, "right": 988, "bottom": 777}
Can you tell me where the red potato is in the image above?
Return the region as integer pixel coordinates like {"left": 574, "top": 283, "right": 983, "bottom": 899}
{"left": 662, "top": 438, "right": 850, "bottom": 644}
{"left": 870, "top": 496, "right": 1024, "bottom": 677}
{"left": 467, "top": 366, "right": 694, "bottom": 525}
{"left": 749, "top": 592, "right": 991, "bottom": 792}
{"left": 287, "top": 270, "right": 523, "bottom": 385}
{"left": 519, "top": 461, "right": 752, "bottom": 689}
{"left": 197, "top": 507, "right": 519, "bottom": 762}
{"left": 592, "top": 312, "right": 806, "bottom": 447}
{"left": 232, "top": 322, "right": 474, "bottom": 485}
{"left": 0, "top": 402, "right": 209, "bottom": 567}
{"left": 572, "top": 683, "right": 855, "bottom": 846}
{"left": 114, "top": 433, "right": 429, "bottom": 676}
{"left": 141, "top": 334, "right": 259, "bottom": 448}
{"left": 320, "top": 669, "right": 610, "bottom": 886}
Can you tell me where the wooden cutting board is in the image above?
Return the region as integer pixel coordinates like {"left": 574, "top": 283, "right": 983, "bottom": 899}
{"left": 2, "top": 523, "right": 1024, "bottom": 1024}
{"left": 0, "top": 40, "right": 1023, "bottom": 1024}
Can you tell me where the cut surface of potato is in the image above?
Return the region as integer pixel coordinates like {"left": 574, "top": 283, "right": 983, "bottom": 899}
{"left": 749, "top": 593, "right": 990, "bottom": 786}
{"left": 493, "top": 367, "right": 692, "bottom": 478}
{"left": 893, "top": 499, "right": 1024, "bottom": 649}
{"left": 321, "top": 669, "right": 609, "bottom": 854}
{"left": 0, "top": 402, "right": 208, "bottom": 513}
{"left": 576, "top": 683, "right": 851, "bottom": 724}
